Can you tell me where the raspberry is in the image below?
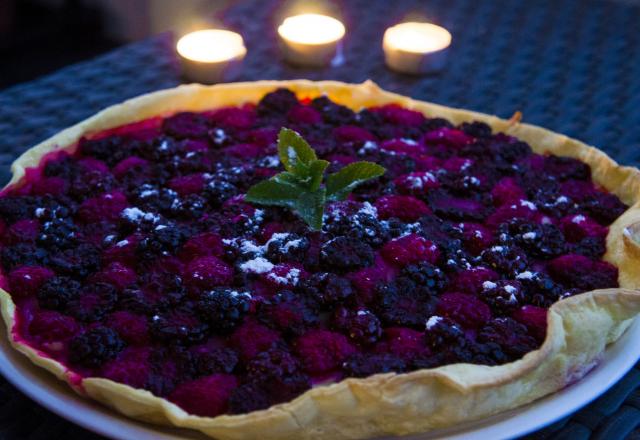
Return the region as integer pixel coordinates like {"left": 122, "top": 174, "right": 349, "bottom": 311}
{"left": 375, "top": 104, "right": 425, "bottom": 126}
{"left": 347, "top": 260, "right": 396, "bottom": 304}
{"left": 374, "top": 280, "right": 438, "bottom": 328}
{"left": 68, "top": 282, "right": 117, "bottom": 322}
{"left": 376, "top": 327, "right": 428, "bottom": 359}
{"left": 93, "top": 262, "right": 136, "bottom": 291}
{"left": 400, "top": 262, "right": 448, "bottom": 294}
{"left": 512, "top": 305, "right": 547, "bottom": 341}
{"left": 168, "top": 374, "right": 237, "bottom": 417}
{"left": 421, "top": 127, "right": 472, "bottom": 148}
{"left": 183, "top": 256, "right": 234, "bottom": 289}
{"left": 287, "top": 105, "right": 322, "bottom": 124}
{"left": 106, "top": 311, "right": 150, "bottom": 345}
{"left": 295, "top": 329, "right": 357, "bottom": 374}
{"left": 343, "top": 353, "right": 406, "bottom": 377}
{"left": 480, "top": 245, "right": 529, "bottom": 277}
{"left": 210, "top": 106, "right": 256, "bottom": 129}
{"left": 458, "top": 222, "right": 493, "bottom": 255}
{"left": 4, "top": 219, "right": 39, "bottom": 244}
{"left": 333, "top": 307, "right": 382, "bottom": 345}
{"left": 69, "top": 327, "right": 125, "bottom": 368}
{"left": 37, "top": 276, "right": 81, "bottom": 310}
{"left": 480, "top": 280, "right": 525, "bottom": 314}
{"left": 299, "top": 272, "right": 354, "bottom": 307}
{"left": 436, "top": 292, "right": 492, "bottom": 329}
{"left": 162, "top": 112, "right": 210, "bottom": 138}
{"left": 8, "top": 265, "right": 55, "bottom": 297}
{"left": 333, "top": 125, "right": 376, "bottom": 144}
{"left": 168, "top": 173, "right": 205, "bottom": 196}
{"left": 427, "top": 192, "right": 486, "bottom": 221}
{"left": 112, "top": 156, "right": 149, "bottom": 178}
{"left": 196, "top": 288, "right": 251, "bottom": 333}
{"left": 229, "top": 318, "right": 281, "bottom": 361}
{"left": 477, "top": 317, "right": 539, "bottom": 358}
{"left": 547, "top": 254, "right": 618, "bottom": 291}
{"left": 449, "top": 267, "right": 499, "bottom": 294}
{"left": 49, "top": 243, "right": 101, "bottom": 279}
{"left": 393, "top": 171, "right": 440, "bottom": 195}
{"left": 375, "top": 195, "right": 431, "bottom": 221}
{"left": 491, "top": 178, "right": 526, "bottom": 206}
{"left": 28, "top": 310, "right": 79, "bottom": 342}
{"left": 320, "top": 236, "right": 374, "bottom": 273}
{"left": 101, "top": 353, "right": 150, "bottom": 388}
{"left": 78, "top": 191, "right": 128, "bottom": 223}
{"left": 381, "top": 234, "right": 440, "bottom": 267}
{"left": 559, "top": 214, "right": 607, "bottom": 242}
{"left": 150, "top": 308, "right": 209, "bottom": 345}
{"left": 380, "top": 138, "right": 426, "bottom": 156}
{"left": 486, "top": 200, "right": 539, "bottom": 229}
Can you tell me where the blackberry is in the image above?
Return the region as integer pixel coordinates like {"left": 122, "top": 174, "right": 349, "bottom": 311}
{"left": 136, "top": 224, "right": 190, "bottom": 262}
{"left": 118, "top": 287, "right": 152, "bottom": 315}
{"left": 246, "top": 347, "right": 300, "bottom": 380}
{"left": 460, "top": 121, "right": 492, "bottom": 138}
{"left": 43, "top": 156, "right": 78, "bottom": 179}
{"left": 193, "top": 348, "right": 239, "bottom": 376}
{"left": 333, "top": 307, "right": 382, "bottom": 345}
{"left": 572, "top": 236, "right": 606, "bottom": 259}
{"left": 477, "top": 317, "right": 539, "bottom": 359}
{"left": 68, "top": 282, "right": 118, "bottom": 322}
{"left": 0, "top": 195, "right": 39, "bottom": 224}
{"left": 129, "top": 185, "right": 175, "bottom": 213}
{"left": 37, "top": 218, "right": 78, "bottom": 250}
{"left": 491, "top": 140, "right": 532, "bottom": 164}
{"left": 498, "top": 220, "right": 567, "bottom": 259}
{"left": 401, "top": 262, "right": 448, "bottom": 294}
{"left": 196, "top": 288, "right": 251, "bottom": 333}
{"left": 581, "top": 192, "right": 627, "bottom": 225}
{"left": 323, "top": 209, "right": 387, "bottom": 247}
{"left": 298, "top": 272, "right": 354, "bottom": 307}
{"left": 320, "top": 236, "right": 374, "bottom": 273}
{"left": 311, "top": 96, "right": 356, "bottom": 125}
{"left": 256, "top": 88, "right": 299, "bottom": 116}
{"left": 169, "top": 194, "right": 206, "bottom": 220}
{"left": 343, "top": 353, "right": 406, "bottom": 377}
{"left": 49, "top": 243, "right": 101, "bottom": 279}
{"left": 149, "top": 308, "right": 209, "bottom": 345}
{"left": 265, "top": 233, "right": 309, "bottom": 263}
{"left": 228, "top": 382, "right": 272, "bottom": 414}
{"left": 374, "top": 280, "right": 438, "bottom": 329}
{"left": 78, "top": 135, "right": 137, "bottom": 166}
{"left": 438, "top": 239, "right": 473, "bottom": 272}
{"left": 203, "top": 179, "right": 238, "bottom": 208}
{"left": 257, "top": 290, "right": 319, "bottom": 335}
{"left": 68, "top": 327, "right": 125, "bottom": 368}
{"left": 480, "top": 280, "right": 524, "bottom": 314}
{"left": 37, "top": 276, "right": 81, "bottom": 310}
{"left": 544, "top": 156, "right": 590, "bottom": 181}
{"left": 480, "top": 245, "right": 528, "bottom": 277}
{"left": 516, "top": 271, "right": 563, "bottom": 308}
{"left": 423, "top": 316, "right": 466, "bottom": 350}
{"left": 1, "top": 244, "right": 48, "bottom": 270}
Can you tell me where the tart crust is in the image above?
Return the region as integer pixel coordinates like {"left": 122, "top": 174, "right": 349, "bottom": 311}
{"left": 2, "top": 80, "right": 640, "bottom": 439}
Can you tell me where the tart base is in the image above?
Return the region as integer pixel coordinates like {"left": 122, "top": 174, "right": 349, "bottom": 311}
{"left": 2, "top": 80, "right": 640, "bottom": 439}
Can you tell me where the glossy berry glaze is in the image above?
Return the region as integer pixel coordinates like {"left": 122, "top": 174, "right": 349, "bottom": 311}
{"left": 0, "top": 89, "right": 626, "bottom": 417}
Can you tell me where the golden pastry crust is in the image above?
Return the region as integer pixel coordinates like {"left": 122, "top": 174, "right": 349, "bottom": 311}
{"left": 2, "top": 80, "right": 640, "bottom": 440}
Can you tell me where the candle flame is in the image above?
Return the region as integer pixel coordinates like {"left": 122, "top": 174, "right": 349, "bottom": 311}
{"left": 177, "top": 29, "right": 246, "bottom": 63}
{"left": 278, "top": 14, "right": 345, "bottom": 45}
{"left": 384, "top": 22, "right": 451, "bottom": 53}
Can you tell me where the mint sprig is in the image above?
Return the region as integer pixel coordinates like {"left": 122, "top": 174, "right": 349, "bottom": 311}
{"left": 245, "top": 128, "right": 385, "bottom": 230}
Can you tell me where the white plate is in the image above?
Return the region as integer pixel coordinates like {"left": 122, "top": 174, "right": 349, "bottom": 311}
{"left": 1, "top": 318, "right": 639, "bottom": 440}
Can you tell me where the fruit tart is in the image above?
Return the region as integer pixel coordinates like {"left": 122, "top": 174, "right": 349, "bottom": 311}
{"left": 1, "top": 80, "right": 640, "bottom": 439}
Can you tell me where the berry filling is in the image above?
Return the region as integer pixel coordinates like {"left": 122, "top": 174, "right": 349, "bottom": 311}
{"left": 0, "top": 89, "right": 625, "bottom": 417}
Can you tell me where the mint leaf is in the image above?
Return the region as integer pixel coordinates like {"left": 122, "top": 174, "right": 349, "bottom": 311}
{"left": 245, "top": 128, "right": 386, "bottom": 229}
{"left": 245, "top": 179, "right": 303, "bottom": 207}
{"left": 326, "top": 161, "right": 386, "bottom": 201}
{"left": 277, "top": 128, "right": 317, "bottom": 176}
{"left": 295, "top": 188, "right": 326, "bottom": 230}
{"left": 308, "top": 160, "right": 330, "bottom": 191}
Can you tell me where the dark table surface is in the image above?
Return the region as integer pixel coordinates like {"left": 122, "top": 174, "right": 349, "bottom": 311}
{"left": 1, "top": 0, "right": 640, "bottom": 438}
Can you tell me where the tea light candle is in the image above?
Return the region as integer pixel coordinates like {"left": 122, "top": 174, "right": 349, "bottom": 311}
{"left": 176, "top": 29, "right": 247, "bottom": 84}
{"left": 383, "top": 22, "right": 452, "bottom": 74}
{"left": 277, "top": 14, "right": 346, "bottom": 67}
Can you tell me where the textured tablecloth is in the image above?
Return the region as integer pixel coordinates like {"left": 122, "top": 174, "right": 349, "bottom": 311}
{"left": 0, "top": 0, "right": 639, "bottom": 438}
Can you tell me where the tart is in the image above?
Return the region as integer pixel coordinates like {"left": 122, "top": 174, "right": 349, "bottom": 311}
{"left": 1, "top": 80, "right": 640, "bottom": 439}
